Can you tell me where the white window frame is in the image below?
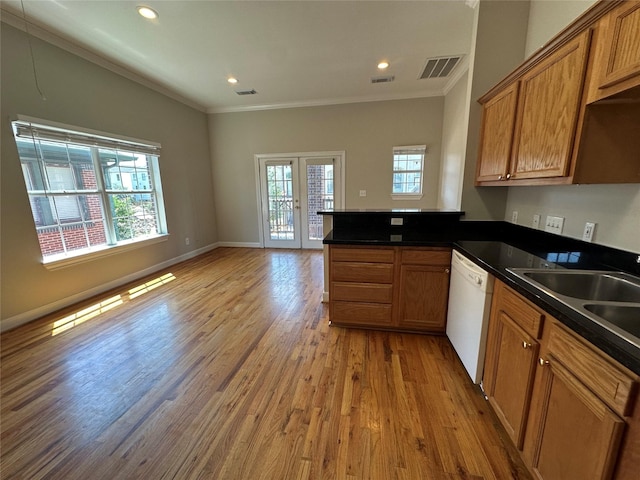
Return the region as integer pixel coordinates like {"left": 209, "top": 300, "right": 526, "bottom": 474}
{"left": 12, "top": 115, "right": 168, "bottom": 270}
{"left": 391, "top": 145, "right": 426, "bottom": 201}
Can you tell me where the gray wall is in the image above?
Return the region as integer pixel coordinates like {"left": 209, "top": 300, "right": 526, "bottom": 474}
{"left": 209, "top": 98, "right": 444, "bottom": 244}
{"left": 505, "top": 0, "right": 640, "bottom": 253}
{"left": 1, "top": 23, "right": 217, "bottom": 326}
{"left": 524, "top": 0, "right": 598, "bottom": 56}
{"left": 438, "top": 73, "right": 470, "bottom": 210}
{"left": 460, "top": 0, "right": 531, "bottom": 220}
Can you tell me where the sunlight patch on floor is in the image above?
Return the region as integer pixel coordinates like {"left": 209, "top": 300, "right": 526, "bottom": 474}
{"left": 51, "top": 272, "right": 176, "bottom": 336}
{"left": 128, "top": 273, "right": 176, "bottom": 299}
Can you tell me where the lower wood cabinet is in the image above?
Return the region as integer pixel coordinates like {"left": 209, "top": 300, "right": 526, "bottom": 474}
{"left": 485, "top": 280, "right": 640, "bottom": 480}
{"left": 484, "top": 281, "right": 543, "bottom": 448}
{"left": 329, "top": 245, "right": 451, "bottom": 333}
{"left": 528, "top": 354, "right": 625, "bottom": 480}
{"left": 397, "top": 248, "right": 451, "bottom": 332}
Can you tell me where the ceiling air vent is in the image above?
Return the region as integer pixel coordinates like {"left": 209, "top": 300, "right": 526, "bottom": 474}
{"left": 235, "top": 89, "right": 257, "bottom": 95}
{"left": 419, "top": 56, "right": 462, "bottom": 79}
{"left": 371, "top": 75, "right": 395, "bottom": 84}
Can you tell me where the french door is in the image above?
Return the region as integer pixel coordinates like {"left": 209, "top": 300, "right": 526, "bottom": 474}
{"left": 257, "top": 153, "right": 343, "bottom": 249}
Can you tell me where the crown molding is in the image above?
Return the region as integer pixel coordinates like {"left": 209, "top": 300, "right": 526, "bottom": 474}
{"left": 0, "top": 7, "right": 207, "bottom": 113}
{"left": 208, "top": 90, "right": 444, "bottom": 114}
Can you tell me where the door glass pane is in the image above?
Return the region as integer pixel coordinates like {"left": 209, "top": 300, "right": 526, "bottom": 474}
{"left": 266, "top": 164, "right": 294, "bottom": 240}
{"left": 306, "top": 163, "right": 334, "bottom": 241}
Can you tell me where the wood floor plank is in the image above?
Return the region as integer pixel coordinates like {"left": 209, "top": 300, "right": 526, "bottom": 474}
{"left": 1, "top": 248, "right": 530, "bottom": 479}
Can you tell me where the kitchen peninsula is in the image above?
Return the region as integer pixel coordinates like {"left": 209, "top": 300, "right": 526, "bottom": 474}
{"left": 322, "top": 209, "right": 640, "bottom": 480}
{"left": 320, "top": 209, "right": 640, "bottom": 375}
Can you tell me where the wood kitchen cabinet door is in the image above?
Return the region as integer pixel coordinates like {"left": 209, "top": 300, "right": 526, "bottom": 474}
{"left": 528, "top": 357, "right": 625, "bottom": 480}
{"left": 592, "top": 1, "right": 640, "bottom": 101}
{"left": 397, "top": 264, "right": 450, "bottom": 333}
{"left": 510, "top": 30, "right": 591, "bottom": 180}
{"left": 476, "top": 82, "right": 519, "bottom": 183}
{"left": 484, "top": 310, "right": 539, "bottom": 449}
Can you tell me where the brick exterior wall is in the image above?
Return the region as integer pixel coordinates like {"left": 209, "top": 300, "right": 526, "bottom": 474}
{"left": 307, "top": 165, "right": 332, "bottom": 241}
{"left": 36, "top": 167, "right": 107, "bottom": 256}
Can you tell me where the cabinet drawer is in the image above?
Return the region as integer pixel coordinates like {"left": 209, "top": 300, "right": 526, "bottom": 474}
{"left": 401, "top": 248, "right": 451, "bottom": 266}
{"left": 499, "top": 284, "right": 544, "bottom": 339}
{"left": 331, "top": 247, "right": 395, "bottom": 263}
{"left": 548, "top": 322, "right": 637, "bottom": 417}
{"left": 332, "top": 282, "right": 393, "bottom": 304}
{"left": 332, "top": 301, "right": 393, "bottom": 326}
{"left": 331, "top": 262, "right": 394, "bottom": 284}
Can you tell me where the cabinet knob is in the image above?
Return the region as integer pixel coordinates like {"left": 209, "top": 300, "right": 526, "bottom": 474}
{"left": 498, "top": 175, "right": 503, "bottom": 180}
{"left": 506, "top": 173, "right": 512, "bottom": 179}
{"left": 539, "top": 358, "right": 550, "bottom": 366}
{"left": 522, "top": 341, "right": 531, "bottom": 349}
{"left": 445, "top": 268, "right": 450, "bottom": 274}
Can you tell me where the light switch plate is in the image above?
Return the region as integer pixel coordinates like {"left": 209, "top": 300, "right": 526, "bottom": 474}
{"left": 544, "top": 215, "right": 564, "bottom": 235}
{"left": 359, "top": 190, "right": 367, "bottom": 197}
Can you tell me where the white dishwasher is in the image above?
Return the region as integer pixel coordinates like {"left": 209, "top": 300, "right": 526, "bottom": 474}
{"left": 446, "top": 250, "right": 495, "bottom": 385}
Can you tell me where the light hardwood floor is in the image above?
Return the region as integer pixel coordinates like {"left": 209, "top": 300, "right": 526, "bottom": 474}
{"left": 1, "top": 248, "right": 530, "bottom": 479}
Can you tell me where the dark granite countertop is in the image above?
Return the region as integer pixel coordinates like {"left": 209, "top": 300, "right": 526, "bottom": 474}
{"left": 322, "top": 214, "right": 640, "bottom": 375}
{"left": 454, "top": 240, "right": 640, "bottom": 376}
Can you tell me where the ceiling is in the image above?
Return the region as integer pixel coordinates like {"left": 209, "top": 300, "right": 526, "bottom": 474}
{"left": 1, "top": 1, "right": 477, "bottom": 113}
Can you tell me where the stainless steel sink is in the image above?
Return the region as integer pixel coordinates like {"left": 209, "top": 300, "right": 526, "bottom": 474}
{"left": 507, "top": 268, "right": 640, "bottom": 349}
{"left": 583, "top": 304, "right": 640, "bottom": 338}
{"left": 519, "top": 270, "right": 640, "bottom": 302}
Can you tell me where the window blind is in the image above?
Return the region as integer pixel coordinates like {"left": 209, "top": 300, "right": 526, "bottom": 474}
{"left": 13, "top": 120, "right": 161, "bottom": 156}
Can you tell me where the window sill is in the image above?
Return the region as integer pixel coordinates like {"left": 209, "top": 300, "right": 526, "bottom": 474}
{"left": 390, "top": 194, "right": 424, "bottom": 201}
{"left": 42, "top": 234, "right": 169, "bottom": 270}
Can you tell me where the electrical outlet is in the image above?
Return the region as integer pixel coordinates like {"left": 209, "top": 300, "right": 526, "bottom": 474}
{"left": 511, "top": 211, "right": 518, "bottom": 223}
{"left": 544, "top": 215, "right": 565, "bottom": 235}
{"left": 583, "top": 222, "right": 596, "bottom": 242}
{"left": 185, "top": 237, "right": 190, "bottom": 246}
{"left": 359, "top": 190, "right": 367, "bottom": 197}
{"left": 532, "top": 214, "right": 540, "bottom": 229}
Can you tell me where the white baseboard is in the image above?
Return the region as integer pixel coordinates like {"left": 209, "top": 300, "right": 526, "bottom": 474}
{"left": 215, "top": 241, "right": 262, "bottom": 248}
{"left": 1, "top": 243, "right": 219, "bottom": 333}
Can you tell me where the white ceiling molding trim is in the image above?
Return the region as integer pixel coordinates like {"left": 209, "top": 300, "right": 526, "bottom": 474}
{"left": 208, "top": 91, "right": 445, "bottom": 114}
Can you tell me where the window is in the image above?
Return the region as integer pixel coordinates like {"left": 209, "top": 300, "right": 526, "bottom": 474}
{"left": 12, "top": 117, "right": 167, "bottom": 266}
{"left": 391, "top": 145, "right": 426, "bottom": 200}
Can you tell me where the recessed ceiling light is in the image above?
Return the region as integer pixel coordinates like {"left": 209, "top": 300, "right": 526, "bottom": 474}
{"left": 137, "top": 6, "right": 158, "bottom": 20}
{"left": 377, "top": 61, "right": 390, "bottom": 70}
{"left": 227, "top": 77, "right": 239, "bottom": 85}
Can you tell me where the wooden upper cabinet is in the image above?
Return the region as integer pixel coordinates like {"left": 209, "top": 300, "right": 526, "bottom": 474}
{"left": 476, "top": 31, "right": 591, "bottom": 185}
{"left": 476, "top": 82, "right": 519, "bottom": 182}
{"left": 589, "top": 1, "right": 640, "bottom": 102}
{"left": 475, "top": 0, "right": 640, "bottom": 186}
{"left": 511, "top": 31, "right": 591, "bottom": 180}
